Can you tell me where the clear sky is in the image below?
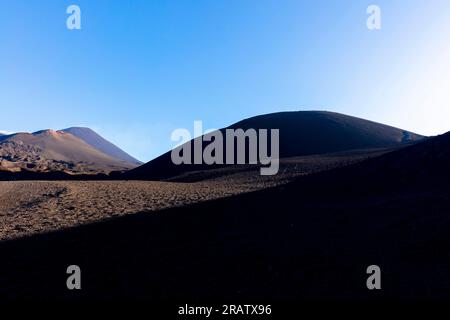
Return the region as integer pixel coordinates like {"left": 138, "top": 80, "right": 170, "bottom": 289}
{"left": 1, "top": 0, "right": 450, "bottom": 161}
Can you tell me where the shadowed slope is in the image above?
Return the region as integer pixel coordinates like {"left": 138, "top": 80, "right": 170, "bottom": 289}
{"left": 63, "top": 127, "right": 142, "bottom": 165}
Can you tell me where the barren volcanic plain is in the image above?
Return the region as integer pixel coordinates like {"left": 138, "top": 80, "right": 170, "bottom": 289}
{"left": 0, "top": 148, "right": 389, "bottom": 240}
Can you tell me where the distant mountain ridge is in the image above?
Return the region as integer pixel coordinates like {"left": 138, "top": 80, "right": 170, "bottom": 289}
{"left": 0, "top": 111, "right": 426, "bottom": 178}
{"left": 124, "top": 111, "right": 425, "bottom": 180}
{"left": 0, "top": 128, "right": 140, "bottom": 174}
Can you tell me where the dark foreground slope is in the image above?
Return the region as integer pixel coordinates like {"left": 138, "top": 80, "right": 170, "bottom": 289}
{"left": 0, "top": 133, "right": 449, "bottom": 301}
{"left": 124, "top": 111, "right": 424, "bottom": 180}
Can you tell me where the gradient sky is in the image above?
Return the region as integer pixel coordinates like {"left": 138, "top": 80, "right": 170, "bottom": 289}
{"left": 1, "top": 0, "right": 450, "bottom": 161}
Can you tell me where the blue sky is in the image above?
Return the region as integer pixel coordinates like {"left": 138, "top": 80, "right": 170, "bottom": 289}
{"left": 1, "top": 0, "right": 450, "bottom": 161}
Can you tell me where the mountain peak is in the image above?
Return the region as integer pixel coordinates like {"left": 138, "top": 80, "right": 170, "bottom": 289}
{"left": 32, "top": 129, "right": 67, "bottom": 136}
{"left": 64, "top": 126, "right": 94, "bottom": 132}
{"left": 62, "top": 127, "right": 142, "bottom": 165}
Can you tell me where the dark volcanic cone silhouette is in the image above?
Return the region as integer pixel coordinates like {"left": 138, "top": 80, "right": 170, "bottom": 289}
{"left": 124, "top": 111, "right": 424, "bottom": 180}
